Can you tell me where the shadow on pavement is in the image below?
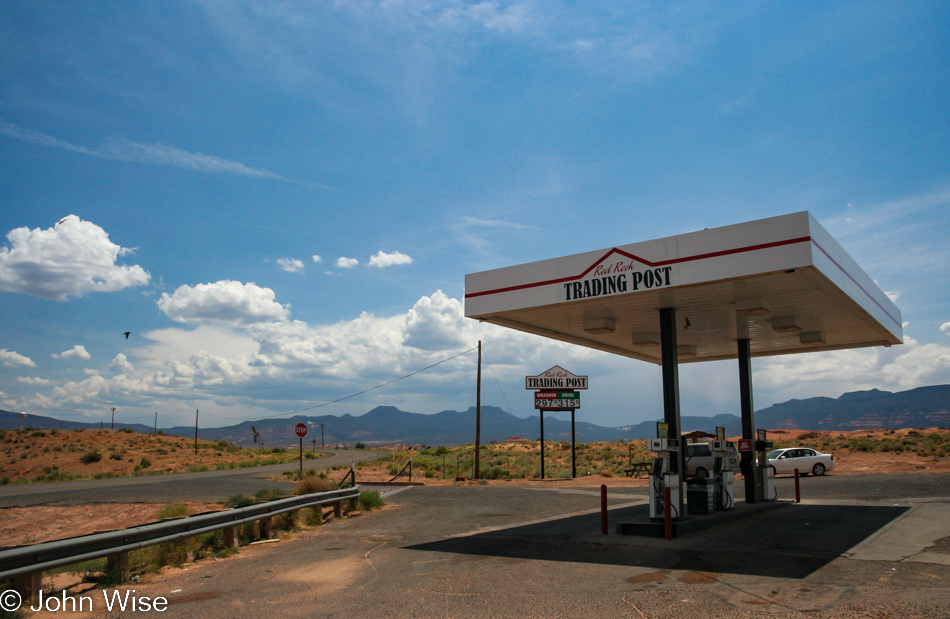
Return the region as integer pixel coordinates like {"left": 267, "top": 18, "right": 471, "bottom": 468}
{"left": 405, "top": 503, "right": 909, "bottom": 579}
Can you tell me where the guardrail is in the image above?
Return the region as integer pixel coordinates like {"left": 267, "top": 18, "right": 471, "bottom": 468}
{"left": 1, "top": 486, "right": 361, "bottom": 602}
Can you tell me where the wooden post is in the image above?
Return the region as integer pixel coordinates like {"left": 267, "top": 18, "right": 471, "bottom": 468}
{"left": 333, "top": 501, "right": 343, "bottom": 519}
{"left": 260, "top": 517, "right": 274, "bottom": 539}
{"left": 15, "top": 572, "right": 42, "bottom": 607}
{"left": 106, "top": 551, "right": 130, "bottom": 583}
{"left": 223, "top": 525, "right": 239, "bottom": 548}
{"left": 474, "top": 340, "right": 482, "bottom": 479}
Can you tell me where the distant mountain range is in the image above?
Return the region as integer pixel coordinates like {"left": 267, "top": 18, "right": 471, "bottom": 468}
{"left": 2, "top": 385, "right": 948, "bottom": 447}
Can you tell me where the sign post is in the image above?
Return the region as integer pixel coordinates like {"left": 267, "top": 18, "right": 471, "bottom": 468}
{"left": 294, "top": 423, "right": 308, "bottom": 474}
{"left": 527, "top": 367, "right": 588, "bottom": 479}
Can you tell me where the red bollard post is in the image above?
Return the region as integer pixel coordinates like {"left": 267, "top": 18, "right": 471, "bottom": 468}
{"left": 664, "top": 486, "right": 672, "bottom": 540}
{"left": 600, "top": 484, "right": 608, "bottom": 535}
{"left": 794, "top": 468, "right": 801, "bottom": 503}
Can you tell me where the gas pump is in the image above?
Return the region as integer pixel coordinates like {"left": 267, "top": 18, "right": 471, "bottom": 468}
{"left": 755, "top": 437, "right": 775, "bottom": 501}
{"left": 710, "top": 440, "right": 735, "bottom": 510}
{"left": 648, "top": 437, "right": 681, "bottom": 520}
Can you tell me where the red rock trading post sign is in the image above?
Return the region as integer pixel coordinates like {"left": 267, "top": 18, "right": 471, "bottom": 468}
{"left": 525, "top": 365, "right": 588, "bottom": 390}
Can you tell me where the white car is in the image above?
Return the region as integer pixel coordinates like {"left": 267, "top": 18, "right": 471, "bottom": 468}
{"left": 768, "top": 447, "right": 836, "bottom": 476}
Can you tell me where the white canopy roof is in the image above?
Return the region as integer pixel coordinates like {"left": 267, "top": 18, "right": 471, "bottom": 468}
{"left": 465, "top": 212, "right": 901, "bottom": 364}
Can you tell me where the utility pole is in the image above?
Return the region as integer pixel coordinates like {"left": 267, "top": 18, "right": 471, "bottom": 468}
{"left": 194, "top": 409, "right": 199, "bottom": 455}
{"left": 154, "top": 412, "right": 158, "bottom": 435}
{"left": 110, "top": 406, "right": 117, "bottom": 430}
{"left": 474, "top": 340, "right": 482, "bottom": 480}
{"left": 319, "top": 423, "right": 325, "bottom": 449}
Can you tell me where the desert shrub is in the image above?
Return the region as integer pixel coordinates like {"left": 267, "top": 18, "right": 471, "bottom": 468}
{"left": 30, "top": 430, "right": 46, "bottom": 437}
{"left": 139, "top": 456, "right": 151, "bottom": 468}
{"left": 109, "top": 452, "right": 123, "bottom": 460}
{"left": 297, "top": 477, "right": 337, "bottom": 495}
{"left": 157, "top": 503, "right": 192, "bottom": 519}
{"left": 355, "top": 442, "right": 366, "bottom": 449}
{"left": 225, "top": 494, "right": 255, "bottom": 508}
{"left": 600, "top": 468, "right": 613, "bottom": 477}
{"left": 80, "top": 450, "right": 102, "bottom": 464}
{"left": 847, "top": 438, "right": 875, "bottom": 452}
{"left": 357, "top": 491, "right": 384, "bottom": 511}
{"left": 483, "top": 466, "right": 508, "bottom": 480}
{"left": 120, "top": 428, "right": 133, "bottom": 434}
{"left": 255, "top": 488, "right": 286, "bottom": 502}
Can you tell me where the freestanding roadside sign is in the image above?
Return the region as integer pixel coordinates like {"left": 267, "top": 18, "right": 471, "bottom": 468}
{"left": 528, "top": 367, "right": 588, "bottom": 479}
{"left": 295, "top": 423, "right": 308, "bottom": 473}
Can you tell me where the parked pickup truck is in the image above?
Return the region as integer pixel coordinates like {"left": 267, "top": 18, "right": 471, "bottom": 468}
{"left": 684, "top": 442, "right": 740, "bottom": 479}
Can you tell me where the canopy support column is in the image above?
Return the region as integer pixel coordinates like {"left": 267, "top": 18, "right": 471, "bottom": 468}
{"left": 659, "top": 307, "right": 684, "bottom": 516}
{"left": 738, "top": 338, "right": 761, "bottom": 503}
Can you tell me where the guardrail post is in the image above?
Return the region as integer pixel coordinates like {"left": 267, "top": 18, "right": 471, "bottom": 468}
{"left": 106, "top": 551, "right": 130, "bottom": 584}
{"left": 794, "top": 468, "right": 801, "bottom": 503}
{"left": 260, "top": 516, "right": 274, "bottom": 539}
{"left": 333, "top": 501, "right": 342, "bottom": 519}
{"left": 15, "top": 571, "right": 42, "bottom": 606}
{"left": 223, "top": 525, "right": 239, "bottom": 548}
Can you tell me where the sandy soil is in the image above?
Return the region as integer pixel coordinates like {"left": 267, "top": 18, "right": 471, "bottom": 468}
{"left": 2, "top": 427, "right": 948, "bottom": 548}
{"left": 0, "top": 428, "right": 303, "bottom": 481}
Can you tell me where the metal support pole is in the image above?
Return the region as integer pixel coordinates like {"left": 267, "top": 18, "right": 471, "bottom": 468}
{"left": 299, "top": 437, "right": 303, "bottom": 474}
{"left": 475, "top": 340, "right": 482, "bottom": 480}
{"left": 794, "top": 468, "right": 801, "bottom": 503}
{"left": 738, "top": 338, "right": 759, "bottom": 503}
{"left": 194, "top": 409, "right": 199, "bottom": 455}
{"left": 540, "top": 410, "right": 545, "bottom": 479}
{"left": 659, "top": 307, "right": 684, "bottom": 517}
{"left": 111, "top": 406, "right": 116, "bottom": 430}
{"left": 571, "top": 410, "right": 577, "bottom": 479}
{"left": 600, "top": 485, "right": 608, "bottom": 535}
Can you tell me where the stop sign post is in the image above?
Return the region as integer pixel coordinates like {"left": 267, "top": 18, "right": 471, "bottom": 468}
{"left": 295, "top": 423, "right": 308, "bottom": 473}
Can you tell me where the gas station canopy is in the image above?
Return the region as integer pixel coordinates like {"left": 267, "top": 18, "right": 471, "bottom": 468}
{"left": 465, "top": 212, "right": 901, "bottom": 364}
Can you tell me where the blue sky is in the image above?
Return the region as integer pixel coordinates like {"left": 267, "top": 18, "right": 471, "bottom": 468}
{"left": 1, "top": 1, "right": 948, "bottom": 432}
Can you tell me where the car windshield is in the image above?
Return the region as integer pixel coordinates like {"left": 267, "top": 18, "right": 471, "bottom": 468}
{"left": 767, "top": 450, "right": 783, "bottom": 459}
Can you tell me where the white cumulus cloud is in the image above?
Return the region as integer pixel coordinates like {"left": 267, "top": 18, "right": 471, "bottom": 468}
{"left": 0, "top": 215, "right": 150, "bottom": 300}
{"left": 368, "top": 250, "right": 413, "bottom": 268}
{"left": 277, "top": 257, "right": 305, "bottom": 273}
{"left": 110, "top": 353, "right": 134, "bottom": 374}
{"left": 336, "top": 257, "right": 359, "bottom": 269}
{"left": 0, "top": 349, "right": 35, "bottom": 367}
{"left": 941, "top": 322, "right": 950, "bottom": 336}
{"left": 312, "top": 255, "right": 322, "bottom": 263}
{"left": 53, "top": 345, "right": 91, "bottom": 360}
{"left": 157, "top": 280, "right": 290, "bottom": 327}
{"left": 16, "top": 376, "right": 51, "bottom": 386}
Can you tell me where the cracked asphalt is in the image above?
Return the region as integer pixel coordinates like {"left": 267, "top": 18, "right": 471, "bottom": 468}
{"left": 88, "top": 474, "right": 950, "bottom": 619}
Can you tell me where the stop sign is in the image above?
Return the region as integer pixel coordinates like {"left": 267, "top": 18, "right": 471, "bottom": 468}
{"left": 294, "top": 423, "right": 308, "bottom": 438}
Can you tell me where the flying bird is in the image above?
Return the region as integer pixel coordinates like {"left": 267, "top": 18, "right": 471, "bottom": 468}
{"left": 252, "top": 426, "right": 260, "bottom": 444}
{"left": 58, "top": 217, "right": 68, "bottom": 225}
{"left": 123, "top": 331, "right": 131, "bottom": 339}
{"left": 684, "top": 317, "right": 691, "bottom": 330}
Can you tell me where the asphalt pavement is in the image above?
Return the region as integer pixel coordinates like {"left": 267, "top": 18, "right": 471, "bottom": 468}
{"left": 79, "top": 472, "right": 950, "bottom": 619}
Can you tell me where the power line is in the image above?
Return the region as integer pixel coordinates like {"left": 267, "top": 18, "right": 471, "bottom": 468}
{"left": 484, "top": 352, "right": 525, "bottom": 440}
{"left": 189, "top": 345, "right": 480, "bottom": 421}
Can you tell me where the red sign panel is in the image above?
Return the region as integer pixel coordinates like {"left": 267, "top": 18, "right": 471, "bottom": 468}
{"left": 294, "top": 423, "right": 308, "bottom": 438}
{"left": 738, "top": 439, "right": 751, "bottom": 452}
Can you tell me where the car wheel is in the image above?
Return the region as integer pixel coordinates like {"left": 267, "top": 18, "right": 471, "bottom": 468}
{"left": 812, "top": 463, "right": 826, "bottom": 476}
{"left": 695, "top": 467, "right": 708, "bottom": 480}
